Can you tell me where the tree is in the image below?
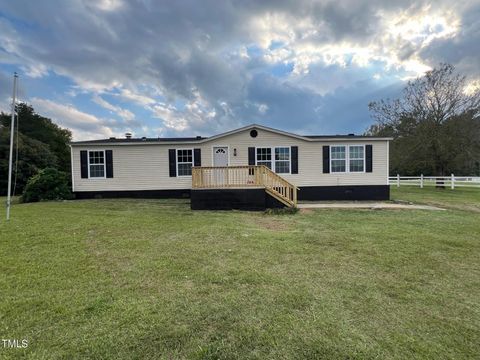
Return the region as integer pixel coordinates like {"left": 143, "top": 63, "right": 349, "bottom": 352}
{"left": 368, "top": 64, "right": 480, "bottom": 176}
{"left": 0, "top": 103, "right": 72, "bottom": 173}
{"left": 0, "top": 103, "right": 72, "bottom": 195}
{"left": 0, "top": 130, "right": 58, "bottom": 195}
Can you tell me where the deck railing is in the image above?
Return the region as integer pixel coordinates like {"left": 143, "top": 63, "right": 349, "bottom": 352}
{"left": 192, "top": 165, "right": 298, "bottom": 207}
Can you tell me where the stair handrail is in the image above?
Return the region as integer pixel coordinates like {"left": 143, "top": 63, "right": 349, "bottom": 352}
{"left": 258, "top": 165, "right": 298, "bottom": 206}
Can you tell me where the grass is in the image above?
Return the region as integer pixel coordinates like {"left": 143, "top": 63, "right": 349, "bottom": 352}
{"left": 0, "top": 187, "right": 479, "bottom": 359}
{"left": 391, "top": 185, "right": 480, "bottom": 212}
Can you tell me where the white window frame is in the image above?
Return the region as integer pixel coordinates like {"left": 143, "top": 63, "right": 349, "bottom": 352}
{"left": 348, "top": 145, "right": 366, "bottom": 173}
{"left": 255, "top": 146, "right": 273, "bottom": 169}
{"left": 87, "top": 150, "right": 106, "bottom": 179}
{"left": 176, "top": 148, "right": 194, "bottom": 177}
{"left": 330, "top": 144, "right": 365, "bottom": 174}
{"left": 274, "top": 146, "right": 291, "bottom": 174}
{"left": 255, "top": 146, "right": 291, "bottom": 174}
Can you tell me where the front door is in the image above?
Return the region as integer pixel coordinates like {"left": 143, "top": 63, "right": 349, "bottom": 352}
{"left": 213, "top": 147, "right": 229, "bottom": 166}
{"left": 213, "top": 147, "right": 229, "bottom": 186}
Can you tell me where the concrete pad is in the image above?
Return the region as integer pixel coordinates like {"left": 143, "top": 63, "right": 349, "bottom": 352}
{"left": 297, "top": 202, "right": 445, "bottom": 211}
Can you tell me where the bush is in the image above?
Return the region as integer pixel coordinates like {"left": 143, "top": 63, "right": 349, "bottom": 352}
{"left": 22, "top": 167, "right": 72, "bottom": 202}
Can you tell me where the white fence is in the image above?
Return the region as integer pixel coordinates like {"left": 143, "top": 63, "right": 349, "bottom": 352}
{"left": 389, "top": 175, "right": 480, "bottom": 189}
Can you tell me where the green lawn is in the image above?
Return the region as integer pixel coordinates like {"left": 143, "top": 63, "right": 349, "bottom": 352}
{"left": 391, "top": 185, "right": 480, "bottom": 212}
{"left": 1, "top": 187, "right": 479, "bottom": 359}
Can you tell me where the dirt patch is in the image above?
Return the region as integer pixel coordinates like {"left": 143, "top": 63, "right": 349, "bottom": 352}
{"left": 299, "top": 208, "right": 315, "bottom": 214}
{"left": 253, "top": 216, "right": 293, "bottom": 231}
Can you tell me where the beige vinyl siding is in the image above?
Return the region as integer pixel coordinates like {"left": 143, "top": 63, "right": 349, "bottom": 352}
{"left": 72, "top": 145, "right": 194, "bottom": 191}
{"left": 71, "top": 127, "right": 389, "bottom": 192}
{"left": 202, "top": 128, "right": 388, "bottom": 187}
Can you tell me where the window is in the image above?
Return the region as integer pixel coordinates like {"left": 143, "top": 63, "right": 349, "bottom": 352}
{"left": 177, "top": 149, "right": 193, "bottom": 176}
{"left": 330, "top": 146, "right": 346, "bottom": 173}
{"left": 256, "top": 147, "right": 291, "bottom": 173}
{"left": 330, "top": 145, "right": 365, "bottom": 173}
{"left": 88, "top": 150, "right": 105, "bottom": 178}
{"left": 256, "top": 148, "right": 272, "bottom": 169}
{"left": 275, "top": 147, "right": 290, "bottom": 173}
{"left": 349, "top": 145, "right": 364, "bottom": 172}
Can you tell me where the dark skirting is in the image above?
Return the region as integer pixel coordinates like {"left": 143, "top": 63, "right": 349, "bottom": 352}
{"left": 297, "top": 185, "right": 390, "bottom": 201}
{"left": 191, "top": 188, "right": 284, "bottom": 210}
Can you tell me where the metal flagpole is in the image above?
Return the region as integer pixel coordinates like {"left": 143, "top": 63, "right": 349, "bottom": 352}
{"left": 6, "top": 72, "right": 18, "bottom": 221}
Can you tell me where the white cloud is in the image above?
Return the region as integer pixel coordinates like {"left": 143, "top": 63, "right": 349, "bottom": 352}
{"left": 92, "top": 94, "right": 135, "bottom": 121}
{"left": 464, "top": 79, "right": 480, "bottom": 95}
{"left": 247, "top": 3, "right": 462, "bottom": 78}
{"left": 93, "top": 0, "right": 124, "bottom": 12}
{"left": 258, "top": 103, "right": 269, "bottom": 114}
{"left": 118, "top": 88, "right": 156, "bottom": 107}
{"left": 21, "top": 63, "right": 48, "bottom": 78}
{"left": 31, "top": 97, "right": 115, "bottom": 140}
{"left": 150, "top": 91, "right": 219, "bottom": 134}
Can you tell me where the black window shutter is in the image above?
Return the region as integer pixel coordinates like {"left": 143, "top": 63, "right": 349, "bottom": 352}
{"left": 366, "top": 145, "right": 373, "bottom": 172}
{"left": 322, "top": 146, "right": 330, "bottom": 173}
{"left": 248, "top": 147, "right": 255, "bottom": 165}
{"left": 105, "top": 150, "right": 113, "bottom": 178}
{"left": 168, "top": 149, "right": 176, "bottom": 177}
{"left": 80, "top": 150, "right": 88, "bottom": 178}
{"left": 291, "top": 146, "right": 298, "bottom": 174}
{"left": 194, "top": 148, "right": 201, "bottom": 167}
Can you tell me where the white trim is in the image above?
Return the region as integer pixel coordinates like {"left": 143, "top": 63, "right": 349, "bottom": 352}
{"left": 70, "top": 145, "right": 75, "bottom": 192}
{"left": 386, "top": 140, "right": 390, "bottom": 185}
{"left": 87, "top": 149, "right": 106, "bottom": 179}
{"left": 211, "top": 145, "right": 230, "bottom": 166}
{"left": 176, "top": 148, "right": 194, "bottom": 177}
{"left": 329, "top": 145, "right": 366, "bottom": 174}
{"left": 255, "top": 146, "right": 292, "bottom": 175}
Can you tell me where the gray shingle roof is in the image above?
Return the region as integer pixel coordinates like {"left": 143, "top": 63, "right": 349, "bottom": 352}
{"left": 71, "top": 136, "right": 207, "bottom": 144}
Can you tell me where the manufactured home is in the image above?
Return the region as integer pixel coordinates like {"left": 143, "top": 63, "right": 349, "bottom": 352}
{"left": 70, "top": 124, "right": 392, "bottom": 210}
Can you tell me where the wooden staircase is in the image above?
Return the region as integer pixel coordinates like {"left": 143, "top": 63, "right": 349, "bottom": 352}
{"left": 192, "top": 165, "right": 298, "bottom": 207}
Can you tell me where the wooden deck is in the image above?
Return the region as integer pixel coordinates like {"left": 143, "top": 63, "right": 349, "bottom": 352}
{"left": 192, "top": 165, "right": 298, "bottom": 207}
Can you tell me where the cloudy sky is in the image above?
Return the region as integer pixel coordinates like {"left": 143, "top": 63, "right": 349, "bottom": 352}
{"left": 0, "top": 0, "right": 478, "bottom": 140}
